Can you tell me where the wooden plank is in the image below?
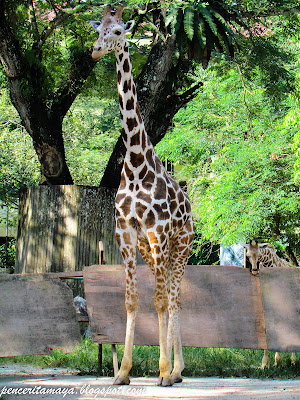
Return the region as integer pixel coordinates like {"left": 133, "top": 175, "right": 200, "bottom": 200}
{"left": 260, "top": 267, "right": 300, "bottom": 352}
{"left": 15, "top": 186, "right": 122, "bottom": 274}
{"left": 0, "top": 274, "right": 81, "bottom": 357}
{"left": 83, "top": 265, "right": 265, "bottom": 349}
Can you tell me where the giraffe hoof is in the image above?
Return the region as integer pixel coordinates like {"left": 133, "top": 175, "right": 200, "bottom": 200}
{"left": 113, "top": 375, "right": 130, "bottom": 385}
{"left": 171, "top": 374, "right": 183, "bottom": 383}
{"left": 157, "top": 377, "right": 173, "bottom": 387}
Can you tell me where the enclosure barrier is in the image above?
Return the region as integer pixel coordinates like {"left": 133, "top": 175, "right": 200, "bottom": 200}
{"left": 1, "top": 265, "right": 300, "bottom": 376}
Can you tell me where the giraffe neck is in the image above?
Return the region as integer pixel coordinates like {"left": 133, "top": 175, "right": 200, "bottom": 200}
{"left": 258, "top": 248, "right": 289, "bottom": 268}
{"left": 115, "top": 41, "right": 151, "bottom": 163}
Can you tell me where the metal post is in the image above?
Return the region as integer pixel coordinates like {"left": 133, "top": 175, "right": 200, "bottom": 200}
{"left": 98, "top": 343, "right": 103, "bottom": 373}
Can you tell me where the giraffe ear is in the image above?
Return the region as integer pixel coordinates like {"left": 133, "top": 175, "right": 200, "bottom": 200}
{"left": 124, "top": 20, "right": 135, "bottom": 33}
{"left": 90, "top": 20, "right": 101, "bottom": 31}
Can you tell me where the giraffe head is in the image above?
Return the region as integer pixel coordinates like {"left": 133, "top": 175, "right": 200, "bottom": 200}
{"left": 242, "top": 240, "right": 269, "bottom": 275}
{"left": 90, "top": 5, "right": 135, "bottom": 60}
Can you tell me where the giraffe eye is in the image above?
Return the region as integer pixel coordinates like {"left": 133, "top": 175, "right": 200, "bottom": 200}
{"left": 114, "top": 30, "right": 122, "bottom": 36}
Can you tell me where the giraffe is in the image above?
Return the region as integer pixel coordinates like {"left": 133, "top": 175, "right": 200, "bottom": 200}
{"left": 90, "top": 5, "right": 194, "bottom": 386}
{"left": 243, "top": 240, "right": 296, "bottom": 368}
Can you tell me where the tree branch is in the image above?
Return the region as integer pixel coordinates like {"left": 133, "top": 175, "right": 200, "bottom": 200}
{"left": 36, "top": 10, "right": 70, "bottom": 52}
{"left": 51, "top": 48, "right": 96, "bottom": 118}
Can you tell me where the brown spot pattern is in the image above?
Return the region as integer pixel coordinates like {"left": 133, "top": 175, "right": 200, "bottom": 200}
{"left": 119, "top": 94, "right": 123, "bottom": 109}
{"left": 145, "top": 210, "right": 155, "bottom": 228}
{"left": 123, "top": 58, "right": 130, "bottom": 73}
{"left": 142, "top": 170, "right": 155, "bottom": 190}
{"left": 139, "top": 164, "right": 147, "bottom": 179}
{"left": 130, "top": 131, "right": 140, "bottom": 146}
{"left": 123, "top": 80, "right": 131, "bottom": 93}
{"left": 127, "top": 117, "right": 138, "bottom": 131}
{"left": 154, "top": 177, "right": 167, "bottom": 200}
{"left": 124, "top": 162, "right": 134, "bottom": 181}
{"left": 137, "top": 191, "right": 151, "bottom": 203}
{"left": 146, "top": 149, "right": 155, "bottom": 169}
{"left": 136, "top": 202, "right": 147, "bottom": 219}
{"left": 130, "top": 152, "right": 144, "bottom": 168}
{"left": 119, "top": 172, "right": 126, "bottom": 190}
{"left": 126, "top": 97, "right": 135, "bottom": 110}
{"left": 120, "top": 196, "right": 132, "bottom": 217}
{"left": 115, "top": 192, "right": 126, "bottom": 203}
{"left": 155, "top": 156, "right": 162, "bottom": 174}
{"left": 153, "top": 204, "right": 170, "bottom": 220}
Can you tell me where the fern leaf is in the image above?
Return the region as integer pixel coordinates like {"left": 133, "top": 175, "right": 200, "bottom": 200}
{"left": 184, "top": 6, "right": 195, "bottom": 41}
{"left": 198, "top": 3, "right": 218, "bottom": 36}
{"left": 174, "top": 7, "right": 184, "bottom": 34}
{"left": 194, "top": 13, "right": 206, "bottom": 49}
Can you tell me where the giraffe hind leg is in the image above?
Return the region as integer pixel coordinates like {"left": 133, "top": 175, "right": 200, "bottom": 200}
{"left": 168, "top": 225, "right": 194, "bottom": 384}
{"left": 137, "top": 238, "right": 155, "bottom": 274}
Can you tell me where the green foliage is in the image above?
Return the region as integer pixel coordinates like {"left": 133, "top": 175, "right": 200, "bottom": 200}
{"left": 1, "top": 338, "right": 299, "bottom": 379}
{"left": 0, "top": 89, "right": 40, "bottom": 205}
{"left": 165, "top": 0, "right": 241, "bottom": 66}
{"left": 156, "top": 52, "right": 299, "bottom": 251}
{"left": 0, "top": 238, "right": 16, "bottom": 268}
{"left": 63, "top": 96, "right": 121, "bottom": 186}
{"left": 291, "top": 109, "right": 300, "bottom": 183}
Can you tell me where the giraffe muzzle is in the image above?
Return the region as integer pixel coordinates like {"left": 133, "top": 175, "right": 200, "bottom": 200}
{"left": 92, "top": 47, "right": 106, "bottom": 61}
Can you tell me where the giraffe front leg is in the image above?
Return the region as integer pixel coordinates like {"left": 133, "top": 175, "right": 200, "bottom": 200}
{"left": 114, "top": 234, "right": 138, "bottom": 385}
{"left": 274, "top": 352, "right": 281, "bottom": 366}
{"left": 291, "top": 352, "right": 296, "bottom": 365}
{"left": 261, "top": 349, "right": 269, "bottom": 368}
{"left": 114, "top": 273, "right": 138, "bottom": 385}
{"left": 169, "top": 309, "right": 184, "bottom": 383}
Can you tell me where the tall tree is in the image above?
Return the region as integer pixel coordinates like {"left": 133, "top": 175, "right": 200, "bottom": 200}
{"left": 0, "top": 0, "right": 96, "bottom": 184}
{"left": 1, "top": 0, "right": 299, "bottom": 188}
{"left": 0, "top": 0, "right": 243, "bottom": 187}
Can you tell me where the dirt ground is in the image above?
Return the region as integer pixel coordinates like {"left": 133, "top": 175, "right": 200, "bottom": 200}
{"left": 1, "top": 364, "right": 300, "bottom": 400}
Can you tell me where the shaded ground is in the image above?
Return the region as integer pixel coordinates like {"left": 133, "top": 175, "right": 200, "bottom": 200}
{"left": 1, "top": 365, "right": 300, "bottom": 400}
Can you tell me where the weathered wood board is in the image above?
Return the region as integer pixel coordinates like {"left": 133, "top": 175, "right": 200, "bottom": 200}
{"left": 0, "top": 274, "right": 81, "bottom": 357}
{"left": 15, "top": 186, "right": 122, "bottom": 274}
{"left": 83, "top": 265, "right": 267, "bottom": 350}
{"left": 260, "top": 267, "right": 300, "bottom": 352}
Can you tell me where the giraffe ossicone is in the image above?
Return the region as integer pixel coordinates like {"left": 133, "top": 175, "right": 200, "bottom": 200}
{"left": 90, "top": 5, "right": 194, "bottom": 387}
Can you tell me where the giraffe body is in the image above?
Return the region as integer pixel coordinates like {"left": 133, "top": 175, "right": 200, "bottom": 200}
{"left": 243, "top": 240, "right": 296, "bottom": 368}
{"left": 90, "top": 6, "right": 194, "bottom": 386}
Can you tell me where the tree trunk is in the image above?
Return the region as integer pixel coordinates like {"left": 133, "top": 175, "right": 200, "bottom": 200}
{"left": 100, "top": 35, "right": 201, "bottom": 188}
{"left": 7, "top": 76, "right": 74, "bottom": 185}
{"left": 273, "top": 213, "right": 299, "bottom": 266}
{"left": 285, "top": 245, "right": 299, "bottom": 267}
{"left": 0, "top": 2, "right": 95, "bottom": 185}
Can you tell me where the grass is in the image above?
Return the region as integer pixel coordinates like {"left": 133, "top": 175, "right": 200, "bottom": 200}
{"left": 1, "top": 338, "right": 299, "bottom": 379}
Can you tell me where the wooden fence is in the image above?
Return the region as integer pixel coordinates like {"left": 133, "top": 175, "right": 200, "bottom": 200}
{"left": 0, "top": 274, "right": 81, "bottom": 357}
{"left": 15, "top": 186, "right": 122, "bottom": 274}
{"left": 84, "top": 264, "right": 300, "bottom": 353}
{"left": 1, "top": 265, "right": 300, "bottom": 359}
